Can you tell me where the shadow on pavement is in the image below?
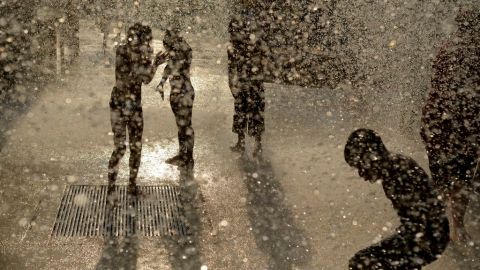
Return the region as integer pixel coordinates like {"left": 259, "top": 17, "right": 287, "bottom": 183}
{"left": 163, "top": 161, "right": 203, "bottom": 270}
{"left": 96, "top": 200, "right": 138, "bottom": 270}
{"left": 0, "top": 101, "right": 38, "bottom": 152}
{"left": 239, "top": 156, "right": 312, "bottom": 270}
{"left": 451, "top": 193, "right": 480, "bottom": 270}
{"left": 0, "top": 250, "right": 23, "bottom": 269}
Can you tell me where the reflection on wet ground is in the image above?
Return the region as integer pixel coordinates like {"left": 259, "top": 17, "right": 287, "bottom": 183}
{"left": 94, "top": 142, "right": 180, "bottom": 184}
{"left": 135, "top": 142, "right": 179, "bottom": 181}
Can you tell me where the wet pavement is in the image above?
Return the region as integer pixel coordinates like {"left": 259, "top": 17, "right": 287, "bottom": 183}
{"left": 0, "top": 21, "right": 478, "bottom": 269}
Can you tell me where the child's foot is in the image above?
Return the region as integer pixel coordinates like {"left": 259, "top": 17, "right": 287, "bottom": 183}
{"left": 230, "top": 142, "right": 245, "bottom": 153}
{"left": 166, "top": 154, "right": 185, "bottom": 166}
{"left": 127, "top": 184, "right": 143, "bottom": 198}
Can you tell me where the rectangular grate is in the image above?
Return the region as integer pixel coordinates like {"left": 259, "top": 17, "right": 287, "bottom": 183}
{"left": 51, "top": 185, "right": 188, "bottom": 237}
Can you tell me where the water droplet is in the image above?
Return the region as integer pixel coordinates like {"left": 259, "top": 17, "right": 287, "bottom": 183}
{"left": 19, "top": 217, "right": 28, "bottom": 227}
{"left": 219, "top": 220, "right": 229, "bottom": 227}
{"left": 74, "top": 194, "right": 89, "bottom": 206}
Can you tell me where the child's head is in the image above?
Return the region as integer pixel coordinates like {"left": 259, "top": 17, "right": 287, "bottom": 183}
{"left": 127, "top": 23, "right": 153, "bottom": 59}
{"left": 163, "top": 28, "right": 181, "bottom": 51}
{"left": 127, "top": 23, "right": 152, "bottom": 46}
{"left": 344, "top": 129, "right": 388, "bottom": 182}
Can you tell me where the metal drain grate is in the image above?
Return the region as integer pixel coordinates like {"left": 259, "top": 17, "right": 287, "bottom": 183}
{"left": 52, "top": 185, "right": 188, "bottom": 237}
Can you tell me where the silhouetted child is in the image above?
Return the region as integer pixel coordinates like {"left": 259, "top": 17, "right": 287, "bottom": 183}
{"left": 345, "top": 129, "right": 449, "bottom": 270}
{"left": 228, "top": 8, "right": 267, "bottom": 157}
{"left": 156, "top": 29, "right": 195, "bottom": 166}
{"left": 421, "top": 7, "right": 480, "bottom": 242}
{"left": 108, "top": 23, "right": 167, "bottom": 196}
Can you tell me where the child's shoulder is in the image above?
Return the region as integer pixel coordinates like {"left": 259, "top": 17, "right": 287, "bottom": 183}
{"left": 390, "top": 153, "right": 426, "bottom": 173}
{"left": 390, "top": 154, "right": 431, "bottom": 189}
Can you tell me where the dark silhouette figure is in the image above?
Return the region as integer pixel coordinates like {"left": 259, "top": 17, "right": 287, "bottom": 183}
{"left": 421, "top": 8, "right": 480, "bottom": 243}
{"left": 108, "top": 23, "right": 167, "bottom": 196}
{"left": 345, "top": 129, "right": 450, "bottom": 270}
{"left": 157, "top": 29, "right": 195, "bottom": 167}
{"left": 228, "top": 9, "right": 267, "bottom": 157}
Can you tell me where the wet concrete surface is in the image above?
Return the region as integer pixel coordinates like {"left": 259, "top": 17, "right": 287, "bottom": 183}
{"left": 0, "top": 21, "right": 479, "bottom": 269}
